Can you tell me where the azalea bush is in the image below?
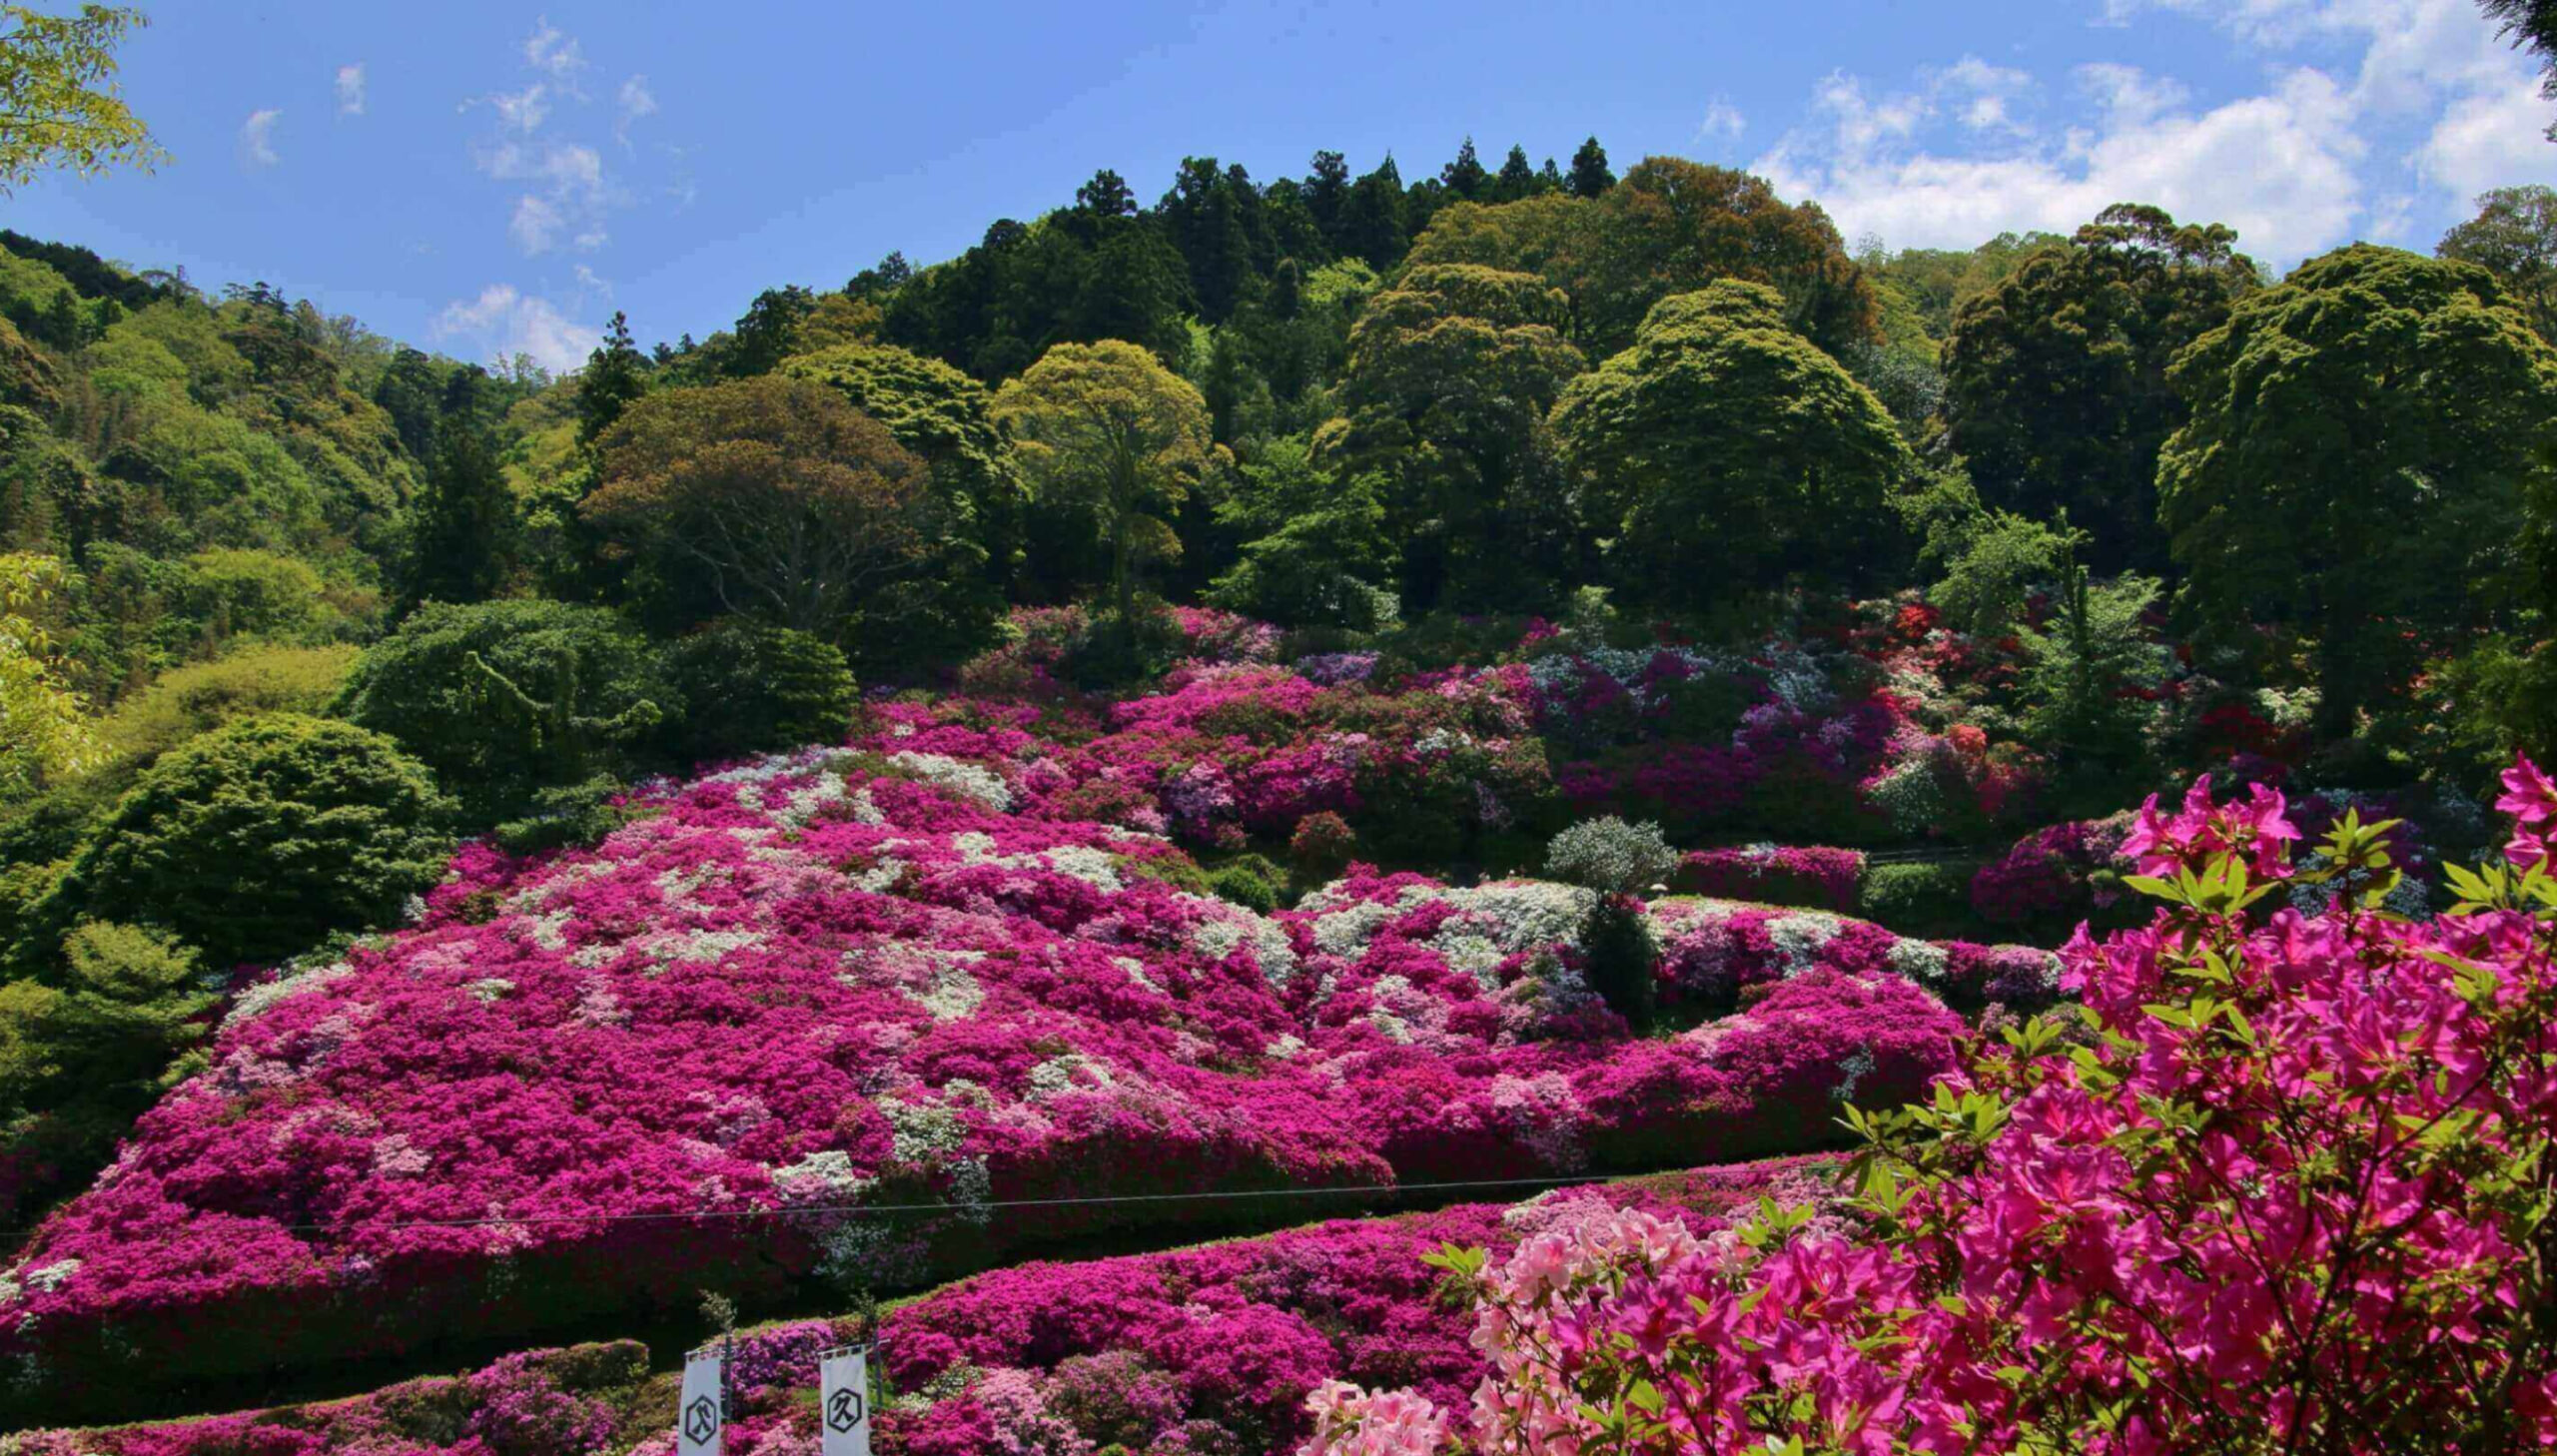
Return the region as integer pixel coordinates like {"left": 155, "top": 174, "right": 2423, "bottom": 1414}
{"left": 0, "top": 739, "right": 2022, "bottom": 1417}
{"left": 1300, "top": 763, "right": 2557, "bottom": 1453}
{"left": 1672, "top": 844, "right": 1866, "bottom": 912}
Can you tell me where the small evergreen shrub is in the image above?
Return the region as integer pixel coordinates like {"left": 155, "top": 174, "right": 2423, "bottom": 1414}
{"left": 338, "top": 600, "right": 672, "bottom": 822}
{"left": 49, "top": 714, "right": 452, "bottom": 967}
{"left": 1856, "top": 859, "right": 1984, "bottom": 940}
{"left": 659, "top": 619, "right": 859, "bottom": 765}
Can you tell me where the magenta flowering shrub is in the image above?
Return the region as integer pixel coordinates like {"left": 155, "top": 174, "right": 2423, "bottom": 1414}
{"left": 1670, "top": 844, "right": 1866, "bottom": 911}
{"left": 1652, "top": 899, "right": 2059, "bottom": 1014}
{"left": 1299, "top": 766, "right": 2557, "bottom": 1454}
{"left": 12, "top": 1340, "right": 648, "bottom": 1456}
{"left": 0, "top": 743, "right": 1987, "bottom": 1408}
{"left": 1969, "top": 812, "right": 2135, "bottom": 929}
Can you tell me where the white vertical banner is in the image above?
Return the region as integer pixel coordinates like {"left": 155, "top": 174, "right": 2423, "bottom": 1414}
{"left": 820, "top": 1345, "right": 872, "bottom": 1456}
{"left": 676, "top": 1345, "right": 725, "bottom": 1456}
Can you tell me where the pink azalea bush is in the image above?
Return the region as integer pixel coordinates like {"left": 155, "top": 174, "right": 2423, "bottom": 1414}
{"left": 1298, "top": 764, "right": 2557, "bottom": 1453}
{"left": 20, "top": 1166, "right": 1833, "bottom": 1456}
{"left": 0, "top": 741, "right": 2016, "bottom": 1411}
{"left": 1671, "top": 844, "right": 1867, "bottom": 912}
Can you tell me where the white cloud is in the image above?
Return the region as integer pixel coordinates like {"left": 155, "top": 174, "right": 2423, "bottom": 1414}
{"left": 509, "top": 195, "right": 564, "bottom": 254}
{"left": 238, "top": 109, "right": 282, "bottom": 168}
{"left": 336, "top": 63, "right": 366, "bottom": 117}
{"left": 2417, "top": 76, "right": 2553, "bottom": 200}
{"left": 615, "top": 75, "right": 657, "bottom": 146}
{"left": 1698, "top": 97, "right": 1746, "bottom": 141}
{"left": 489, "top": 84, "right": 548, "bottom": 134}
{"left": 523, "top": 16, "right": 588, "bottom": 89}
{"left": 1938, "top": 55, "right": 2037, "bottom": 133}
{"left": 478, "top": 139, "right": 607, "bottom": 256}
{"left": 431, "top": 285, "right": 600, "bottom": 373}
{"left": 1756, "top": 63, "right": 2365, "bottom": 260}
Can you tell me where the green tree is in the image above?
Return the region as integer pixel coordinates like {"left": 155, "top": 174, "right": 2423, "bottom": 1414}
{"left": 1339, "top": 155, "right": 1409, "bottom": 270}
{"left": 1439, "top": 136, "right": 1489, "bottom": 202}
{"left": 1553, "top": 280, "right": 1912, "bottom": 610}
{"left": 574, "top": 311, "right": 649, "bottom": 449}
{"left": 659, "top": 619, "right": 858, "bottom": 765}
{"left": 992, "top": 340, "right": 1220, "bottom": 625}
{"left": 1941, "top": 203, "right": 2259, "bottom": 572}
{"left": 2438, "top": 184, "right": 2557, "bottom": 345}
{"left": 1579, "top": 157, "right": 1876, "bottom": 358}
{"left": 1492, "top": 143, "right": 1538, "bottom": 203}
{"left": 338, "top": 599, "right": 670, "bottom": 822}
{"left": 587, "top": 376, "right": 967, "bottom": 659}
{"left": 724, "top": 286, "right": 818, "bottom": 377}
{"left": 1567, "top": 136, "right": 1615, "bottom": 199}
{"left": 47, "top": 714, "right": 450, "bottom": 967}
{"left": 402, "top": 418, "right": 516, "bottom": 610}
{"left": 0, "top": 551, "right": 94, "bottom": 799}
{"left": 0, "top": 4, "right": 162, "bottom": 193}
{"left": 776, "top": 341, "right": 1024, "bottom": 592}
{"left": 2481, "top": 0, "right": 2557, "bottom": 137}
{"left": 1207, "top": 436, "right": 1398, "bottom": 629}
{"left": 2157, "top": 244, "right": 2557, "bottom": 737}
{"left": 2019, "top": 559, "right": 2167, "bottom": 791}
{"left": 1328, "top": 263, "right": 1585, "bottom": 609}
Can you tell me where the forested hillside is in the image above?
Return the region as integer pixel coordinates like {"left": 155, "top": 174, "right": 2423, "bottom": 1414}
{"left": 5, "top": 3, "right": 2557, "bottom": 1444}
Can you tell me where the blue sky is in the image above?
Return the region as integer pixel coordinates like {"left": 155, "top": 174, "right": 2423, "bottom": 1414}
{"left": 8, "top": 0, "right": 2549, "bottom": 371}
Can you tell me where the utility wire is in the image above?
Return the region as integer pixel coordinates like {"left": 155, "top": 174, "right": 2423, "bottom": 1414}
{"left": 0, "top": 1170, "right": 1689, "bottom": 1243}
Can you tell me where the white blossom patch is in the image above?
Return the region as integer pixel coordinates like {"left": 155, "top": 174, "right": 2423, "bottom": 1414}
{"left": 222, "top": 962, "right": 354, "bottom": 1033}
{"left": 887, "top": 751, "right": 1013, "bottom": 812}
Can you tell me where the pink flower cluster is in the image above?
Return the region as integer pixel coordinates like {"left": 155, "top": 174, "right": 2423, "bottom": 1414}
{"left": 1300, "top": 768, "right": 2557, "bottom": 1453}
{"left": 1969, "top": 813, "right": 2135, "bottom": 928}
{"left": 22, "top": 1166, "right": 1834, "bottom": 1456}
{"left": 1671, "top": 844, "right": 1866, "bottom": 912}
{"left": 1653, "top": 901, "right": 2059, "bottom": 1013}
{"left": 0, "top": 742, "right": 1995, "bottom": 1405}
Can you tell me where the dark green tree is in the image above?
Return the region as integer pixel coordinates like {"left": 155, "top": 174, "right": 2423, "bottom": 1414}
{"left": 1208, "top": 436, "right": 1398, "bottom": 629}
{"left": 1329, "top": 263, "right": 1585, "bottom": 608}
{"left": 1304, "top": 149, "right": 1350, "bottom": 248}
{"left": 2439, "top": 184, "right": 2557, "bottom": 345}
{"left": 1941, "top": 203, "right": 2257, "bottom": 572}
{"left": 1553, "top": 280, "right": 1913, "bottom": 610}
{"left": 725, "top": 286, "right": 817, "bottom": 377}
{"left": 1439, "top": 136, "right": 1489, "bottom": 201}
{"left": 373, "top": 346, "right": 444, "bottom": 462}
{"left": 338, "top": 599, "right": 672, "bottom": 822}
{"left": 401, "top": 414, "right": 516, "bottom": 611}
{"left": 1340, "top": 155, "right": 1409, "bottom": 270}
{"left": 2157, "top": 244, "right": 2557, "bottom": 737}
{"left": 2481, "top": 0, "right": 2557, "bottom": 137}
{"left": 575, "top": 311, "right": 650, "bottom": 449}
{"left": 1493, "top": 144, "right": 1538, "bottom": 203}
{"left": 1567, "top": 136, "right": 1615, "bottom": 199}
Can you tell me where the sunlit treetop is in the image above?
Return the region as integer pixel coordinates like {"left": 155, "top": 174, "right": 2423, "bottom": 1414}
{"left": 0, "top": 4, "right": 164, "bottom": 193}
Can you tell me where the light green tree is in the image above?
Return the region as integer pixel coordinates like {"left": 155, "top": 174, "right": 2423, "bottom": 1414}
{"left": 0, "top": 552, "right": 97, "bottom": 799}
{"left": 992, "top": 340, "right": 1220, "bottom": 625}
{"left": 0, "top": 4, "right": 164, "bottom": 192}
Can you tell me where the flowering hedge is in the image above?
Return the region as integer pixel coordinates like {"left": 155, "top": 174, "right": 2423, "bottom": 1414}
{"left": 1298, "top": 766, "right": 2557, "bottom": 1453}
{"left": 18, "top": 1164, "right": 1831, "bottom": 1456}
{"left": 1670, "top": 844, "right": 1866, "bottom": 912}
{"left": 0, "top": 741, "right": 2035, "bottom": 1413}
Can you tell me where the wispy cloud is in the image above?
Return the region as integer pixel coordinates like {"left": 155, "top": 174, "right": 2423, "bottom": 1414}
{"left": 615, "top": 75, "right": 657, "bottom": 147}
{"left": 523, "top": 16, "right": 589, "bottom": 93}
{"left": 336, "top": 63, "right": 367, "bottom": 118}
{"left": 1698, "top": 97, "right": 1746, "bottom": 141}
{"left": 239, "top": 109, "right": 282, "bottom": 168}
{"left": 431, "top": 284, "right": 600, "bottom": 372}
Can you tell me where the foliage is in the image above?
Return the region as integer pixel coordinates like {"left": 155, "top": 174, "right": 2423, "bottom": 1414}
{"left": 1941, "top": 204, "right": 2258, "bottom": 571}
{"left": 2157, "top": 244, "right": 2557, "bottom": 737}
{"left": 1208, "top": 436, "right": 1398, "bottom": 630}
{"left": 1553, "top": 280, "right": 1913, "bottom": 609}
{"left": 1854, "top": 859, "right": 1981, "bottom": 939}
{"left": 588, "top": 376, "right": 979, "bottom": 668}
{"left": 993, "top": 340, "right": 1221, "bottom": 625}
{"left": 0, "top": 4, "right": 163, "bottom": 192}
{"left": 43, "top": 713, "right": 449, "bottom": 968}
{"left": 1327, "top": 263, "right": 1584, "bottom": 609}
{"left": 0, "top": 551, "right": 95, "bottom": 796}
{"left": 657, "top": 617, "right": 858, "bottom": 765}
{"left": 337, "top": 599, "right": 669, "bottom": 823}
{"left": 97, "top": 640, "right": 355, "bottom": 767}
